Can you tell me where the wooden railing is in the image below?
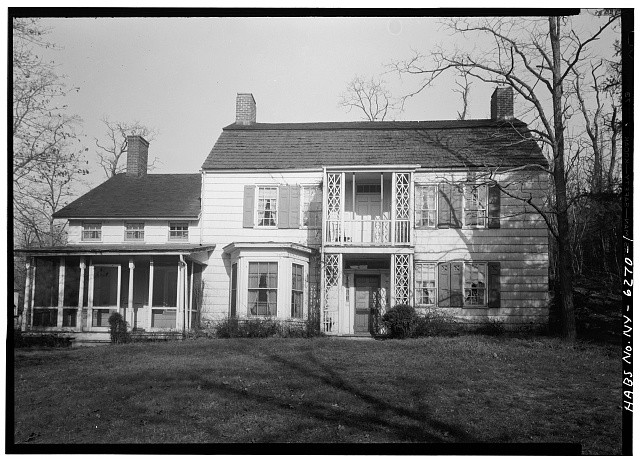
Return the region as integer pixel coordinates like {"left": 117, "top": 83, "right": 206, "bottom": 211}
{"left": 325, "top": 218, "right": 410, "bottom": 245}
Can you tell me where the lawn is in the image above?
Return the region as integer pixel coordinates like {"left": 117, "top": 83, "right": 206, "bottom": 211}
{"left": 12, "top": 336, "right": 622, "bottom": 453}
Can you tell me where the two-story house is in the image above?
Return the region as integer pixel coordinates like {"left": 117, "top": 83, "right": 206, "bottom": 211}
{"left": 18, "top": 87, "right": 549, "bottom": 342}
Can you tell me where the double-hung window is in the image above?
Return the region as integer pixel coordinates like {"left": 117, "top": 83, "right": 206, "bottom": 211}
{"left": 414, "top": 263, "right": 437, "bottom": 306}
{"left": 463, "top": 184, "right": 487, "bottom": 227}
{"left": 248, "top": 262, "right": 278, "bottom": 316}
{"left": 125, "top": 222, "right": 144, "bottom": 241}
{"left": 82, "top": 222, "right": 102, "bottom": 241}
{"left": 257, "top": 187, "right": 278, "bottom": 227}
{"left": 464, "top": 263, "right": 487, "bottom": 306}
{"left": 291, "top": 263, "right": 304, "bottom": 318}
{"left": 416, "top": 185, "right": 437, "bottom": 227}
{"left": 169, "top": 222, "right": 189, "bottom": 240}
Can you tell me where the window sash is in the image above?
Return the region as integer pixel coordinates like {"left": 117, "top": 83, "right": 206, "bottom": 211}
{"left": 82, "top": 223, "right": 102, "bottom": 241}
{"left": 464, "top": 263, "right": 487, "bottom": 306}
{"left": 169, "top": 222, "right": 189, "bottom": 240}
{"left": 257, "top": 187, "right": 278, "bottom": 227}
{"left": 125, "top": 223, "right": 145, "bottom": 241}
{"left": 418, "top": 185, "right": 437, "bottom": 227}
{"left": 464, "top": 185, "right": 488, "bottom": 227}
{"left": 301, "top": 186, "right": 322, "bottom": 228}
{"left": 248, "top": 262, "right": 278, "bottom": 316}
{"left": 415, "top": 263, "right": 437, "bottom": 306}
{"left": 291, "top": 264, "right": 304, "bottom": 318}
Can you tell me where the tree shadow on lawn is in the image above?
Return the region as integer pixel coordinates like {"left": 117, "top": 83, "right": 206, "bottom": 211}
{"left": 178, "top": 349, "right": 476, "bottom": 443}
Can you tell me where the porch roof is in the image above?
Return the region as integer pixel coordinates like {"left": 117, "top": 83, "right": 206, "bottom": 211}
{"left": 15, "top": 243, "right": 216, "bottom": 257}
{"left": 222, "top": 241, "right": 317, "bottom": 256}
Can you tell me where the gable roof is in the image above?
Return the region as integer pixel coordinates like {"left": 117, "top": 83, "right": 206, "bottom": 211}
{"left": 53, "top": 173, "right": 201, "bottom": 219}
{"left": 202, "top": 119, "right": 547, "bottom": 170}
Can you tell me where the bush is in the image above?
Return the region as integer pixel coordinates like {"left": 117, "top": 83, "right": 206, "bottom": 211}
{"left": 475, "top": 318, "right": 506, "bottom": 337}
{"left": 13, "top": 330, "right": 73, "bottom": 348}
{"left": 108, "top": 312, "right": 130, "bottom": 344}
{"left": 411, "top": 310, "right": 458, "bottom": 337}
{"left": 382, "top": 304, "right": 417, "bottom": 339}
{"left": 214, "top": 318, "right": 323, "bottom": 339}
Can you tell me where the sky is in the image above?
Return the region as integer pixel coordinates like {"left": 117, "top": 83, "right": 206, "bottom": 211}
{"left": 34, "top": 13, "right": 620, "bottom": 191}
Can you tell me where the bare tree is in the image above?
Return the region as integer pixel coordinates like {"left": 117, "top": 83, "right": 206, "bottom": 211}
{"left": 13, "top": 18, "right": 81, "bottom": 185}
{"left": 339, "top": 75, "right": 394, "bottom": 121}
{"left": 95, "top": 117, "right": 159, "bottom": 178}
{"left": 392, "top": 13, "right": 620, "bottom": 340}
{"left": 453, "top": 70, "right": 473, "bottom": 120}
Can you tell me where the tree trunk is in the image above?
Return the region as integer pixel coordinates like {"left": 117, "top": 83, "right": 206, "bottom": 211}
{"left": 550, "top": 16, "right": 576, "bottom": 341}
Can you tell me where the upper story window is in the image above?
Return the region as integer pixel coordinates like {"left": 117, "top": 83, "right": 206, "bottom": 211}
{"left": 257, "top": 187, "right": 278, "bottom": 227}
{"left": 125, "top": 222, "right": 145, "bottom": 241}
{"left": 169, "top": 222, "right": 189, "bottom": 241}
{"left": 416, "top": 185, "right": 437, "bottom": 228}
{"left": 301, "top": 186, "right": 322, "bottom": 228}
{"left": 82, "top": 222, "right": 102, "bottom": 241}
{"left": 464, "top": 185, "right": 488, "bottom": 227}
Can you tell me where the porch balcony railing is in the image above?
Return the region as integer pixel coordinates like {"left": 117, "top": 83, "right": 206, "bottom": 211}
{"left": 325, "top": 218, "right": 410, "bottom": 245}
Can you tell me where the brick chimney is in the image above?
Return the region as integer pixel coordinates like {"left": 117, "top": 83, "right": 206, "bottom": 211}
{"left": 490, "top": 87, "right": 514, "bottom": 121}
{"left": 126, "top": 135, "right": 149, "bottom": 177}
{"left": 236, "top": 93, "right": 256, "bottom": 125}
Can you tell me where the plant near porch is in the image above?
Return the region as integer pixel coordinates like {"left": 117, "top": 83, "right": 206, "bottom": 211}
{"left": 108, "top": 313, "right": 130, "bottom": 344}
{"left": 382, "top": 304, "right": 417, "bottom": 339}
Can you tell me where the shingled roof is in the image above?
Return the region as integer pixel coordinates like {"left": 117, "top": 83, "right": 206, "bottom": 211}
{"left": 202, "top": 119, "right": 547, "bottom": 170}
{"left": 53, "top": 173, "right": 201, "bottom": 219}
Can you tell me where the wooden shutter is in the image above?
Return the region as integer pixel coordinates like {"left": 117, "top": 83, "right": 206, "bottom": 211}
{"left": 450, "top": 261, "right": 463, "bottom": 307}
{"left": 243, "top": 185, "right": 255, "bottom": 228}
{"left": 488, "top": 262, "right": 501, "bottom": 308}
{"left": 289, "top": 186, "right": 301, "bottom": 228}
{"left": 414, "top": 186, "right": 424, "bottom": 228}
{"left": 437, "top": 263, "right": 450, "bottom": 307}
{"left": 451, "top": 184, "right": 463, "bottom": 228}
{"left": 437, "top": 183, "right": 451, "bottom": 228}
{"left": 278, "top": 186, "right": 290, "bottom": 228}
{"left": 488, "top": 184, "right": 501, "bottom": 228}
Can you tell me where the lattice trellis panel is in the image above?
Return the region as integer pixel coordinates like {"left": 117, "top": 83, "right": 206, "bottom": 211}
{"left": 393, "top": 254, "right": 411, "bottom": 306}
{"left": 394, "top": 173, "right": 410, "bottom": 220}
{"left": 324, "top": 254, "right": 341, "bottom": 307}
{"left": 327, "top": 173, "right": 342, "bottom": 220}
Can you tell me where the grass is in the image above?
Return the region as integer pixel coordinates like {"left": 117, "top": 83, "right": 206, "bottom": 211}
{"left": 12, "top": 336, "right": 622, "bottom": 453}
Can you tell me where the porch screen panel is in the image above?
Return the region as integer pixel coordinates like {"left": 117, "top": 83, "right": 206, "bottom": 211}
{"left": 323, "top": 253, "right": 341, "bottom": 333}
{"left": 326, "top": 173, "right": 342, "bottom": 243}
{"left": 62, "top": 258, "right": 81, "bottom": 327}
{"left": 33, "top": 258, "right": 59, "bottom": 327}
{"left": 93, "top": 266, "right": 119, "bottom": 327}
{"left": 191, "top": 263, "right": 202, "bottom": 327}
{"left": 393, "top": 254, "right": 410, "bottom": 306}
{"left": 152, "top": 264, "right": 178, "bottom": 328}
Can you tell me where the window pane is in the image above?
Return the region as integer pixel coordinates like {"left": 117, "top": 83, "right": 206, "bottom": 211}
{"left": 62, "top": 309, "right": 77, "bottom": 327}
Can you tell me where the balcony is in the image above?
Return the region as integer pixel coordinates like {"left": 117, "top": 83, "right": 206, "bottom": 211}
{"left": 323, "top": 171, "right": 412, "bottom": 246}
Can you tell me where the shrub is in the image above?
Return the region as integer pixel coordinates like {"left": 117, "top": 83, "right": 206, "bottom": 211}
{"left": 13, "top": 330, "right": 73, "bottom": 348}
{"left": 108, "top": 312, "right": 130, "bottom": 344}
{"left": 382, "top": 304, "right": 417, "bottom": 339}
{"left": 475, "top": 318, "right": 506, "bottom": 337}
{"left": 214, "top": 317, "right": 323, "bottom": 339}
{"left": 411, "top": 310, "right": 458, "bottom": 337}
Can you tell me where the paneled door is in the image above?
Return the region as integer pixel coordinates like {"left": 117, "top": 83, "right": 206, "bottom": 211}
{"left": 355, "top": 193, "right": 381, "bottom": 243}
{"left": 354, "top": 275, "right": 379, "bottom": 334}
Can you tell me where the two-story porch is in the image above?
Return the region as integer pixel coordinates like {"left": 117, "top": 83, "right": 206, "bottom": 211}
{"left": 320, "top": 168, "right": 415, "bottom": 336}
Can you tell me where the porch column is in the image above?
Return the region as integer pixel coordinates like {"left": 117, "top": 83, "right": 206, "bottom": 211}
{"left": 128, "top": 258, "right": 135, "bottom": 328}
{"left": 22, "top": 258, "right": 32, "bottom": 331}
{"left": 57, "top": 257, "right": 65, "bottom": 328}
{"left": 391, "top": 173, "right": 396, "bottom": 246}
{"left": 147, "top": 257, "right": 154, "bottom": 329}
{"left": 188, "top": 261, "right": 194, "bottom": 329}
{"left": 340, "top": 171, "right": 345, "bottom": 246}
{"left": 352, "top": 172, "right": 356, "bottom": 243}
{"left": 77, "top": 258, "right": 85, "bottom": 331}
{"left": 176, "top": 259, "right": 183, "bottom": 331}
{"left": 87, "top": 260, "right": 94, "bottom": 330}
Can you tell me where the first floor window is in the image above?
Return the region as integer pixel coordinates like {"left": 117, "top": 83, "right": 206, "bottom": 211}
{"left": 125, "top": 222, "right": 145, "bottom": 241}
{"left": 169, "top": 222, "right": 189, "bottom": 240}
{"left": 464, "top": 184, "right": 487, "bottom": 227}
{"left": 291, "top": 263, "right": 304, "bottom": 318}
{"left": 257, "top": 187, "right": 277, "bottom": 226}
{"left": 82, "top": 222, "right": 102, "bottom": 241}
{"left": 248, "top": 262, "right": 277, "bottom": 316}
{"left": 230, "top": 263, "right": 237, "bottom": 318}
{"left": 464, "top": 263, "right": 487, "bottom": 306}
{"left": 414, "top": 263, "right": 436, "bottom": 306}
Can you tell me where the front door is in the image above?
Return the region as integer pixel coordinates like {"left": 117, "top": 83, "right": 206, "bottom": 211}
{"left": 354, "top": 275, "right": 380, "bottom": 334}
{"left": 355, "top": 193, "right": 382, "bottom": 243}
